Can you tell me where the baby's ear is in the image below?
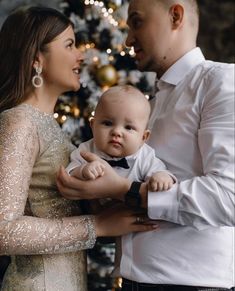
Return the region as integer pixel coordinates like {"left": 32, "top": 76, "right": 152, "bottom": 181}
{"left": 143, "top": 129, "right": 151, "bottom": 142}
{"left": 89, "top": 117, "right": 94, "bottom": 129}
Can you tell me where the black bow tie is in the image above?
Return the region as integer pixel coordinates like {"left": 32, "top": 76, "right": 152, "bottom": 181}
{"left": 103, "top": 157, "right": 130, "bottom": 169}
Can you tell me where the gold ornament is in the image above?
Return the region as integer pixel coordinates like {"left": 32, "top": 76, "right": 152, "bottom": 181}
{"left": 96, "top": 64, "right": 118, "bottom": 87}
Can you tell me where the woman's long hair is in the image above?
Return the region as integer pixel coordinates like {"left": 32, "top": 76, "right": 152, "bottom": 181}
{"left": 0, "top": 6, "right": 73, "bottom": 113}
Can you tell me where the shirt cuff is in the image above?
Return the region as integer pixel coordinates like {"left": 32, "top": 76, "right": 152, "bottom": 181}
{"left": 147, "top": 183, "right": 179, "bottom": 224}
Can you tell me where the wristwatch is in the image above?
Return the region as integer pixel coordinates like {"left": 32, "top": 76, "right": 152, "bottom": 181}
{"left": 124, "top": 181, "right": 142, "bottom": 209}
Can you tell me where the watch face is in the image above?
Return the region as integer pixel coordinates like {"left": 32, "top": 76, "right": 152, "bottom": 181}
{"left": 125, "top": 182, "right": 142, "bottom": 209}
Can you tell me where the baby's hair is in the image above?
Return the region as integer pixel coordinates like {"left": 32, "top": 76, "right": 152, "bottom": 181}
{"left": 100, "top": 85, "right": 150, "bottom": 107}
{"left": 95, "top": 84, "right": 151, "bottom": 129}
{"left": 97, "top": 85, "right": 150, "bottom": 113}
{"left": 101, "top": 84, "right": 145, "bottom": 97}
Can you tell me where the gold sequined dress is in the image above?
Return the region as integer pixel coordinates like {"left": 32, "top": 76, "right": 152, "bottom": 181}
{"left": 0, "top": 104, "right": 96, "bottom": 291}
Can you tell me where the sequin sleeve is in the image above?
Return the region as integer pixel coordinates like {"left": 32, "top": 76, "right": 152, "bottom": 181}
{"left": 0, "top": 109, "right": 96, "bottom": 255}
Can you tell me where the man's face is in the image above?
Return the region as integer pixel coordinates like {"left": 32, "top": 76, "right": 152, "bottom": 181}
{"left": 126, "top": 0, "right": 172, "bottom": 76}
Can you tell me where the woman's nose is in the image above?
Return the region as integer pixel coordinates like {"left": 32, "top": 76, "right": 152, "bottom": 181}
{"left": 76, "top": 48, "right": 84, "bottom": 62}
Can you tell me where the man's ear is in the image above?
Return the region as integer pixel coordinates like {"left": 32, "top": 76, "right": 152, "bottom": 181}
{"left": 169, "top": 4, "right": 184, "bottom": 29}
{"left": 142, "top": 129, "right": 151, "bottom": 142}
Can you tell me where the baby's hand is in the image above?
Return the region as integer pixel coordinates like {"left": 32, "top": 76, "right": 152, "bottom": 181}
{"left": 82, "top": 160, "right": 105, "bottom": 180}
{"left": 148, "top": 172, "right": 174, "bottom": 191}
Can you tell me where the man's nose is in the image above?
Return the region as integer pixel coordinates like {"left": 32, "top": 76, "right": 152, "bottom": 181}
{"left": 125, "top": 30, "right": 134, "bottom": 48}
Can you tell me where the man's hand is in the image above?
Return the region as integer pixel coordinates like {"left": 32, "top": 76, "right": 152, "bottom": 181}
{"left": 56, "top": 151, "right": 131, "bottom": 200}
{"left": 95, "top": 204, "right": 159, "bottom": 237}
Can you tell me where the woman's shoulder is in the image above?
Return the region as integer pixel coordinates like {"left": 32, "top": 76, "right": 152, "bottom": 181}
{"left": 0, "top": 104, "right": 34, "bottom": 128}
{"left": 0, "top": 105, "right": 40, "bottom": 152}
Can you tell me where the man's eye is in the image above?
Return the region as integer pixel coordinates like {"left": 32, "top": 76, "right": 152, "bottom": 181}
{"left": 132, "top": 18, "right": 142, "bottom": 29}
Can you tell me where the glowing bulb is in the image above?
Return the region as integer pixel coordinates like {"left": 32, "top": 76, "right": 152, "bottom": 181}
{"left": 61, "top": 115, "right": 67, "bottom": 122}
{"left": 93, "top": 56, "right": 99, "bottom": 62}
{"left": 64, "top": 105, "right": 71, "bottom": 112}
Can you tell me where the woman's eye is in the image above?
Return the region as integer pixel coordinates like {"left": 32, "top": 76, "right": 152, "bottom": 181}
{"left": 67, "top": 42, "right": 74, "bottom": 49}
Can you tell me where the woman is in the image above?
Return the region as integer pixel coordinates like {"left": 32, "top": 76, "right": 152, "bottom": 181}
{"left": 0, "top": 6, "right": 155, "bottom": 291}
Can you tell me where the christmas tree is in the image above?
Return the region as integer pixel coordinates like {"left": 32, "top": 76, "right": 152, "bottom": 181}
{"left": 55, "top": 0, "right": 155, "bottom": 147}
{"left": 55, "top": 2, "right": 155, "bottom": 290}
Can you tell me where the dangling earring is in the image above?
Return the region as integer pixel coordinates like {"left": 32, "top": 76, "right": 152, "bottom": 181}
{"left": 32, "top": 65, "right": 43, "bottom": 88}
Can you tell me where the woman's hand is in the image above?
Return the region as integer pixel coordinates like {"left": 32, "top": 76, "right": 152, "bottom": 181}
{"left": 94, "top": 204, "right": 159, "bottom": 237}
{"left": 56, "top": 151, "right": 131, "bottom": 200}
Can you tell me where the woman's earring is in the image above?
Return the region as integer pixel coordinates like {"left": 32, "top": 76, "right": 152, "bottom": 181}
{"left": 32, "top": 65, "right": 43, "bottom": 88}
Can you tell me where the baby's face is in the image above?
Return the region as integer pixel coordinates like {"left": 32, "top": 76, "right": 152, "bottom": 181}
{"left": 91, "top": 93, "right": 150, "bottom": 158}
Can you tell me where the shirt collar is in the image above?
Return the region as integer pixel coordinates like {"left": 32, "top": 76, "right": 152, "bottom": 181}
{"left": 158, "top": 47, "right": 205, "bottom": 88}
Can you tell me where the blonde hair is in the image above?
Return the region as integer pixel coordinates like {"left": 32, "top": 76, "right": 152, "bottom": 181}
{"left": 96, "top": 85, "right": 151, "bottom": 127}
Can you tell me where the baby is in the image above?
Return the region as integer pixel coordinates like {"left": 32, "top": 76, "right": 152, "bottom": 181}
{"left": 66, "top": 85, "right": 175, "bottom": 192}
{"left": 66, "top": 85, "right": 176, "bottom": 276}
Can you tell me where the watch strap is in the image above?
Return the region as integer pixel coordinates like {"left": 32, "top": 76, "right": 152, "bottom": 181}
{"left": 124, "top": 181, "right": 142, "bottom": 209}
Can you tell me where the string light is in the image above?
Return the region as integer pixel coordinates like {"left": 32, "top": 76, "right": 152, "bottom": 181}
{"left": 84, "top": 0, "right": 118, "bottom": 27}
{"left": 61, "top": 115, "right": 67, "bottom": 122}
{"left": 82, "top": 0, "right": 134, "bottom": 58}
{"left": 129, "top": 46, "right": 135, "bottom": 56}
{"left": 93, "top": 56, "right": 99, "bottom": 63}
{"left": 108, "top": 55, "right": 114, "bottom": 61}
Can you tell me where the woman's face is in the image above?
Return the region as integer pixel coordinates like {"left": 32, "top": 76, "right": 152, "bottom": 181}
{"left": 40, "top": 26, "right": 83, "bottom": 94}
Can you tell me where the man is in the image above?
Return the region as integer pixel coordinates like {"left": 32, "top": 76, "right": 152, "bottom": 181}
{"left": 57, "top": 0, "right": 234, "bottom": 290}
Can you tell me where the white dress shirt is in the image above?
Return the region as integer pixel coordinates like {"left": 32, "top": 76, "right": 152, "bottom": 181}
{"left": 120, "top": 48, "right": 235, "bottom": 287}
{"left": 66, "top": 139, "right": 172, "bottom": 181}
{"left": 66, "top": 139, "right": 176, "bottom": 277}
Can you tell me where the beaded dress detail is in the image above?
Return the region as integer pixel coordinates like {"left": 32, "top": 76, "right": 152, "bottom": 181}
{"left": 0, "top": 104, "right": 96, "bottom": 291}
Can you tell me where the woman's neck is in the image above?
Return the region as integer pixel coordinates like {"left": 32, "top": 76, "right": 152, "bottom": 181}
{"left": 24, "top": 89, "right": 58, "bottom": 114}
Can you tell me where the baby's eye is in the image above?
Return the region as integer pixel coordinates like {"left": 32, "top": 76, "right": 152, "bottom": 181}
{"left": 125, "top": 125, "right": 134, "bottom": 131}
{"left": 102, "top": 120, "right": 112, "bottom": 126}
